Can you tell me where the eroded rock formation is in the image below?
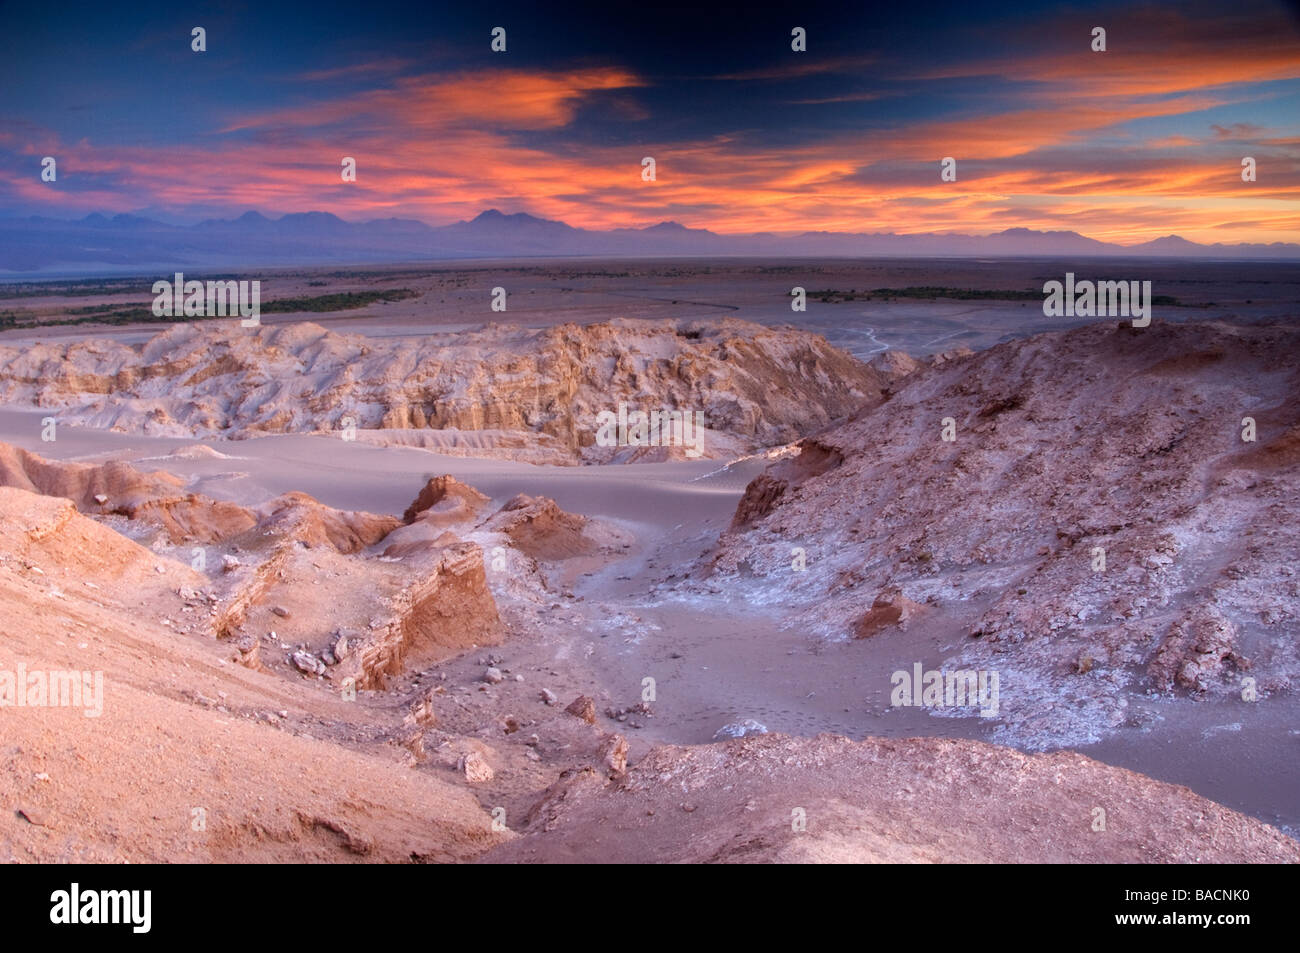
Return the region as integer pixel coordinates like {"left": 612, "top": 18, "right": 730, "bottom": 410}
{"left": 0, "top": 318, "right": 907, "bottom": 462}
{"left": 709, "top": 319, "right": 1300, "bottom": 747}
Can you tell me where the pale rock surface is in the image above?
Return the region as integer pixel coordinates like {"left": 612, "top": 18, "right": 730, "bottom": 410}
{"left": 709, "top": 320, "right": 1300, "bottom": 747}
{"left": 0, "top": 318, "right": 903, "bottom": 463}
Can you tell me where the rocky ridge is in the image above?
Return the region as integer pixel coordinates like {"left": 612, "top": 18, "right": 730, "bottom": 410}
{"left": 707, "top": 319, "right": 1300, "bottom": 747}
{"left": 0, "top": 317, "right": 905, "bottom": 463}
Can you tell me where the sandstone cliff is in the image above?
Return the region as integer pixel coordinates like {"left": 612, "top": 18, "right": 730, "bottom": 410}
{"left": 0, "top": 318, "right": 904, "bottom": 463}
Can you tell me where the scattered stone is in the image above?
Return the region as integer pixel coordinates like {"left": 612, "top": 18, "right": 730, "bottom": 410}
{"left": 565, "top": 695, "right": 597, "bottom": 725}
{"left": 484, "top": 667, "right": 505, "bottom": 684}
{"left": 221, "top": 555, "right": 241, "bottom": 573}
{"left": 290, "top": 651, "right": 326, "bottom": 676}
{"left": 852, "top": 587, "right": 925, "bottom": 639}
{"left": 271, "top": 606, "right": 291, "bottom": 618}
{"left": 540, "top": 688, "right": 558, "bottom": 706}
{"left": 713, "top": 718, "right": 769, "bottom": 740}
{"left": 235, "top": 632, "right": 261, "bottom": 670}
{"left": 459, "top": 751, "right": 494, "bottom": 783}
{"left": 606, "top": 702, "right": 653, "bottom": 720}
{"left": 599, "top": 733, "right": 629, "bottom": 775}
{"left": 16, "top": 807, "right": 49, "bottom": 827}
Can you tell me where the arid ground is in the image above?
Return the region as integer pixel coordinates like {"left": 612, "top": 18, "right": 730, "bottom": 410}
{"left": 0, "top": 258, "right": 1296, "bottom": 863}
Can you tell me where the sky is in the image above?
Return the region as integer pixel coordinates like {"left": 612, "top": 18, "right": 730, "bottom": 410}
{"left": 2, "top": 0, "right": 1299, "bottom": 244}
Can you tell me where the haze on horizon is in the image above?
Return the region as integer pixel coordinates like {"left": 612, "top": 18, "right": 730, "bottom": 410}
{"left": 2, "top": 0, "right": 1300, "bottom": 245}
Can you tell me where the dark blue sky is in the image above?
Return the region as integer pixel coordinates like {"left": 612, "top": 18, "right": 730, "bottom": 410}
{"left": 2, "top": 0, "right": 1298, "bottom": 242}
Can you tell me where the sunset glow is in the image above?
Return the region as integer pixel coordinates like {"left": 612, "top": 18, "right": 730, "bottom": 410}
{"left": 3, "top": 0, "right": 1299, "bottom": 244}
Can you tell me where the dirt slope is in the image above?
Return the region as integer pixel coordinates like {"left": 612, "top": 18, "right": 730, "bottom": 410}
{"left": 709, "top": 319, "right": 1300, "bottom": 747}
{"left": 0, "top": 487, "right": 502, "bottom": 862}
{"left": 487, "top": 733, "right": 1300, "bottom": 863}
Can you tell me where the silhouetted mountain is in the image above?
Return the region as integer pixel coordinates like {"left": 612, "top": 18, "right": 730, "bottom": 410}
{"left": 1, "top": 209, "right": 1296, "bottom": 274}
{"left": 434, "top": 209, "right": 583, "bottom": 255}
{"left": 277, "top": 211, "right": 351, "bottom": 233}
{"left": 1133, "top": 235, "right": 1207, "bottom": 254}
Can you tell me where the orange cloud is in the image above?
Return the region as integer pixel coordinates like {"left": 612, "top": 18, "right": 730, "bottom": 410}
{"left": 908, "top": 7, "right": 1300, "bottom": 98}
{"left": 224, "top": 67, "right": 645, "bottom": 133}
{"left": 12, "top": 39, "right": 1300, "bottom": 247}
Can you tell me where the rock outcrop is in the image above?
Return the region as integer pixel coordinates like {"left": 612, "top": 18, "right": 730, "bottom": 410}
{"left": 342, "top": 541, "right": 503, "bottom": 690}
{"left": 402, "top": 475, "right": 491, "bottom": 525}
{"left": 485, "top": 494, "right": 595, "bottom": 561}
{"left": 0, "top": 485, "right": 204, "bottom": 596}
{"left": 709, "top": 319, "right": 1300, "bottom": 747}
{"left": 0, "top": 486, "right": 506, "bottom": 863}
{"left": 0, "top": 442, "right": 400, "bottom": 552}
{"left": 0, "top": 318, "right": 907, "bottom": 462}
{"left": 0, "top": 442, "right": 257, "bottom": 543}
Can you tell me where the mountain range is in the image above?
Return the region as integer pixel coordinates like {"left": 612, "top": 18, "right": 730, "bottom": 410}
{"left": 2, "top": 209, "right": 1298, "bottom": 274}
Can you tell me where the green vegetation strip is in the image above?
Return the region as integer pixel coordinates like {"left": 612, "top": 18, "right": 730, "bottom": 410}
{"left": 261, "top": 289, "right": 418, "bottom": 312}
{"left": 0, "top": 288, "right": 419, "bottom": 329}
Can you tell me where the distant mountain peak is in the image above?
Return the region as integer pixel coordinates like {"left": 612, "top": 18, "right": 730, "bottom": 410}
{"left": 279, "top": 211, "right": 346, "bottom": 223}
{"left": 462, "top": 208, "right": 572, "bottom": 231}
{"left": 4, "top": 209, "right": 1299, "bottom": 273}
{"left": 994, "top": 226, "right": 1094, "bottom": 240}
{"left": 471, "top": 208, "right": 542, "bottom": 222}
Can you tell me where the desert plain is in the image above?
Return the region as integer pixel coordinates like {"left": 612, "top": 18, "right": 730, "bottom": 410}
{"left": 0, "top": 257, "right": 1296, "bottom": 863}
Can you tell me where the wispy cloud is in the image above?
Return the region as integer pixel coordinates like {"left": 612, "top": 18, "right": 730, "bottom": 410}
{"left": 294, "top": 57, "right": 417, "bottom": 83}
{"left": 222, "top": 67, "right": 645, "bottom": 133}
{"left": 4, "top": 3, "right": 1298, "bottom": 244}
